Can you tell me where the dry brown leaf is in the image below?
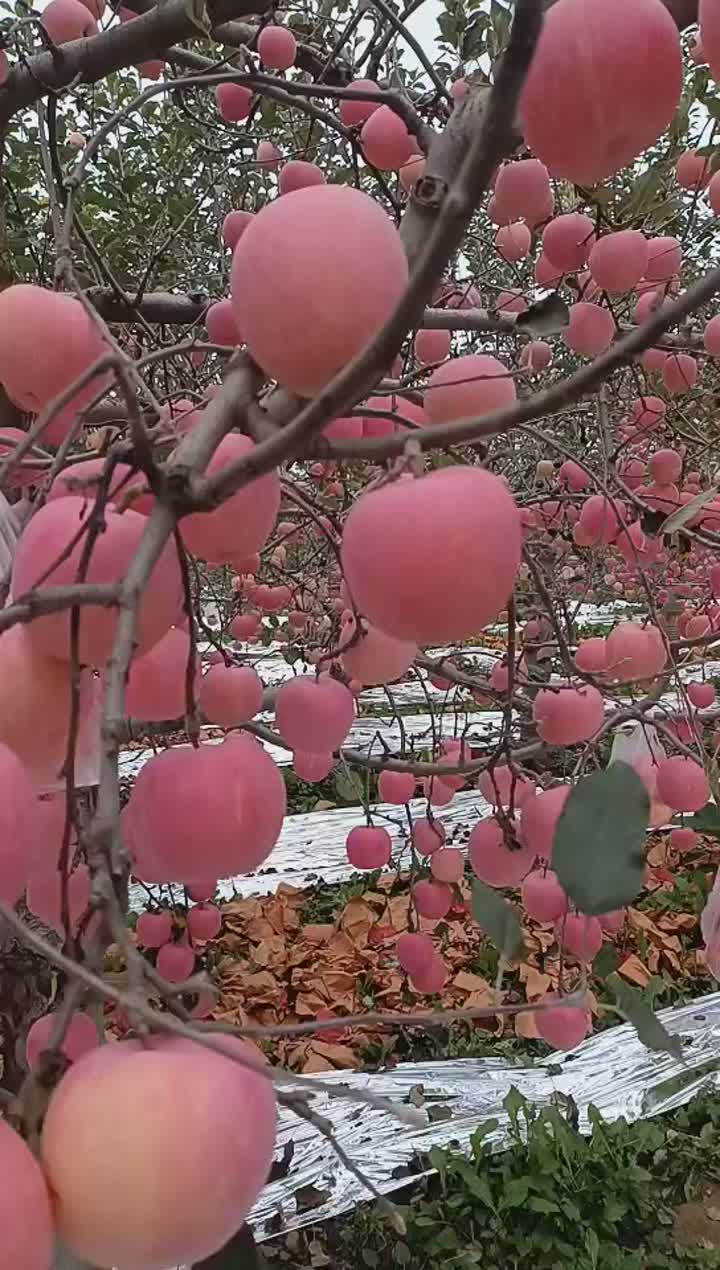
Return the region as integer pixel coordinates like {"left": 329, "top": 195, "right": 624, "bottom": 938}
{"left": 617, "top": 954, "right": 652, "bottom": 987}
{"left": 373, "top": 971, "right": 404, "bottom": 999}
{"left": 515, "top": 1009, "right": 540, "bottom": 1039}
{"left": 241, "top": 970, "right": 282, "bottom": 996}
{"left": 302, "top": 1053, "right": 335, "bottom": 1073}
{"left": 627, "top": 909, "right": 661, "bottom": 936}
{"left": 252, "top": 936, "right": 287, "bottom": 966}
{"left": 376, "top": 872, "right": 399, "bottom": 892}
{"left": 520, "top": 966, "right": 551, "bottom": 1000}
{"left": 295, "top": 991, "right": 329, "bottom": 1017}
{"left": 319, "top": 970, "right": 358, "bottom": 996}
{"left": 658, "top": 912, "right": 697, "bottom": 932}
{"left": 309, "top": 1040, "right": 359, "bottom": 1068}
{"left": 341, "top": 896, "right": 375, "bottom": 933}
{"left": 326, "top": 930, "right": 359, "bottom": 959}
{"left": 453, "top": 970, "right": 491, "bottom": 995}
{"left": 253, "top": 1006, "right": 281, "bottom": 1026}
{"left": 387, "top": 894, "right": 412, "bottom": 931}
{"left": 527, "top": 929, "right": 555, "bottom": 953}
{"left": 464, "top": 989, "right": 495, "bottom": 1010}
{"left": 245, "top": 916, "right": 278, "bottom": 944}
{"left": 303, "top": 924, "right": 335, "bottom": 944}
{"left": 224, "top": 897, "right": 262, "bottom": 922}
{"left": 362, "top": 890, "right": 391, "bottom": 907}
{"left": 647, "top": 840, "right": 671, "bottom": 868}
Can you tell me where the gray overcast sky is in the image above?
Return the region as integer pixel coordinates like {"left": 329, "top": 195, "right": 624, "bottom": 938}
{"left": 405, "top": 0, "right": 443, "bottom": 56}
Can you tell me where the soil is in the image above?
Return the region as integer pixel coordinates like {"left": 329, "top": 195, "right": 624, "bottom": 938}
{"left": 673, "top": 1181, "right": 720, "bottom": 1252}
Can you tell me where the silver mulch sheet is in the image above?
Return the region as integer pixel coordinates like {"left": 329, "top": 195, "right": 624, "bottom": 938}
{"left": 250, "top": 991, "right": 720, "bottom": 1239}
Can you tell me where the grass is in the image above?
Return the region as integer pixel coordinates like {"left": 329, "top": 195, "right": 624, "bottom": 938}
{"left": 268, "top": 1086, "right": 720, "bottom": 1270}
{"left": 361, "top": 1019, "right": 545, "bottom": 1068}
{"left": 299, "top": 872, "right": 383, "bottom": 926}
{"left": 641, "top": 869, "right": 712, "bottom": 918}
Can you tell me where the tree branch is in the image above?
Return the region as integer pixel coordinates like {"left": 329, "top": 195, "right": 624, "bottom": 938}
{"left": 0, "top": 0, "right": 267, "bottom": 126}
{"left": 324, "top": 264, "right": 720, "bottom": 460}
{"left": 192, "top": 0, "right": 545, "bottom": 508}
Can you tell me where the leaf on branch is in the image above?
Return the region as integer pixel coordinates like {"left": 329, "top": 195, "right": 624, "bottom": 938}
{"left": 688, "top": 802, "right": 720, "bottom": 836}
{"left": 514, "top": 292, "right": 569, "bottom": 336}
{"left": 607, "top": 972, "right": 683, "bottom": 1059}
{"left": 553, "top": 762, "right": 649, "bottom": 915}
{"left": 660, "top": 484, "right": 719, "bottom": 536}
{"left": 184, "top": 0, "right": 211, "bottom": 33}
{"left": 471, "top": 881, "right": 525, "bottom": 961}
{"left": 192, "top": 1224, "right": 260, "bottom": 1270}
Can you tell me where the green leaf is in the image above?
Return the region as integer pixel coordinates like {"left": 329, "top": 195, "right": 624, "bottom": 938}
{"left": 688, "top": 802, "right": 720, "bottom": 835}
{"left": 526, "top": 1196, "right": 560, "bottom": 1215}
{"left": 453, "top": 1158, "right": 496, "bottom": 1208}
{"left": 503, "top": 1086, "right": 526, "bottom": 1125}
{"left": 607, "top": 974, "right": 683, "bottom": 1060}
{"left": 660, "top": 485, "right": 719, "bottom": 535}
{"left": 592, "top": 942, "right": 619, "bottom": 979}
{"left": 193, "top": 1225, "right": 259, "bottom": 1269}
{"left": 470, "top": 1117, "right": 499, "bottom": 1156}
{"left": 471, "top": 881, "right": 525, "bottom": 960}
{"left": 585, "top": 1227, "right": 600, "bottom": 1268}
{"left": 501, "top": 1177, "right": 530, "bottom": 1209}
{"left": 553, "top": 763, "right": 649, "bottom": 915}
{"left": 621, "top": 166, "right": 664, "bottom": 219}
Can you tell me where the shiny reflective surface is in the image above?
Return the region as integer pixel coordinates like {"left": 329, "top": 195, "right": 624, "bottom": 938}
{"left": 247, "top": 991, "right": 720, "bottom": 1239}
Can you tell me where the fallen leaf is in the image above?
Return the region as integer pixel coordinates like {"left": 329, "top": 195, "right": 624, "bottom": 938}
{"left": 659, "top": 912, "right": 697, "bottom": 932}
{"left": 515, "top": 1009, "right": 540, "bottom": 1040}
{"left": 453, "top": 970, "right": 492, "bottom": 994}
{"left": 245, "top": 916, "right": 277, "bottom": 944}
{"left": 617, "top": 954, "right": 652, "bottom": 987}
{"left": 253, "top": 936, "right": 287, "bottom": 969}
{"left": 301, "top": 1053, "right": 335, "bottom": 1073}
{"left": 520, "top": 965, "right": 552, "bottom": 999}
{"left": 308, "top": 1040, "right": 359, "bottom": 1068}
{"left": 326, "top": 931, "right": 358, "bottom": 958}
{"left": 295, "top": 991, "right": 330, "bottom": 1017}
{"left": 303, "top": 924, "right": 335, "bottom": 944}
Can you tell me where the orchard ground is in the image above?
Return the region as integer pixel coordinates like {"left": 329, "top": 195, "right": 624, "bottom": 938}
{"left": 8, "top": 0, "right": 720, "bottom": 1267}
{"left": 265, "top": 1087, "right": 720, "bottom": 1268}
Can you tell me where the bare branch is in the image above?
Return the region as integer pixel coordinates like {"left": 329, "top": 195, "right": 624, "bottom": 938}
{"left": 325, "top": 265, "right": 720, "bottom": 460}
{"left": 0, "top": 0, "right": 269, "bottom": 126}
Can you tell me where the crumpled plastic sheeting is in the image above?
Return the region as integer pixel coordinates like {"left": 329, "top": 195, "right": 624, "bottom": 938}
{"left": 0, "top": 491, "right": 23, "bottom": 588}
{"left": 249, "top": 991, "right": 720, "bottom": 1240}
{"left": 128, "top": 788, "right": 492, "bottom": 910}
{"left": 238, "top": 643, "right": 501, "bottom": 706}
{"left": 119, "top": 708, "right": 506, "bottom": 782}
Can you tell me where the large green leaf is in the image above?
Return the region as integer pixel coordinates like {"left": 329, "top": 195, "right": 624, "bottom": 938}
{"left": 471, "top": 881, "right": 525, "bottom": 960}
{"left": 688, "top": 802, "right": 720, "bottom": 836}
{"left": 608, "top": 975, "right": 682, "bottom": 1060}
{"left": 552, "top": 763, "right": 649, "bottom": 916}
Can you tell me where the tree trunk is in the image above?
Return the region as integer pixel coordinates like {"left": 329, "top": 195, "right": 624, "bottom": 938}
{"left": 0, "top": 910, "right": 59, "bottom": 1094}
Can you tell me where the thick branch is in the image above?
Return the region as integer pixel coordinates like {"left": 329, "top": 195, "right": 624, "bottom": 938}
{"left": 658, "top": 0, "right": 698, "bottom": 27}
{"left": 0, "top": 0, "right": 266, "bottom": 126}
{"left": 0, "top": 583, "right": 118, "bottom": 635}
{"left": 122, "top": 0, "right": 349, "bottom": 83}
